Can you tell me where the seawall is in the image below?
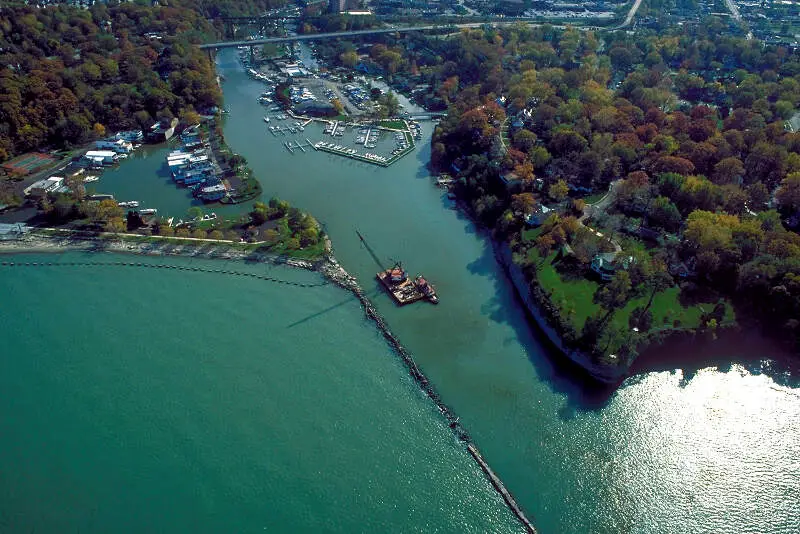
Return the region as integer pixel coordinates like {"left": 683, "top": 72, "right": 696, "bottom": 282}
{"left": 493, "top": 240, "right": 628, "bottom": 385}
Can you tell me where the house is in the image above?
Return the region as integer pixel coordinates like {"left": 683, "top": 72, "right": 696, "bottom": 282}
{"left": 590, "top": 252, "right": 635, "bottom": 281}
{"left": 669, "top": 258, "right": 697, "bottom": 279}
{"left": 500, "top": 171, "right": 519, "bottom": 186}
{"left": 24, "top": 176, "right": 64, "bottom": 197}
{"left": 524, "top": 204, "right": 554, "bottom": 227}
{"left": 95, "top": 138, "right": 132, "bottom": 153}
{"left": 83, "top": 150, "right": 118, "bottom": 165}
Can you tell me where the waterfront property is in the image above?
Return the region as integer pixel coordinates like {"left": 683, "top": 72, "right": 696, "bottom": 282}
{"left": 83, "top": 150, "right": 119, "bottom": 166}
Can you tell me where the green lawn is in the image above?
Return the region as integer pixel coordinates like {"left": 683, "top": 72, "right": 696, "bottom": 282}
{"left": 522, "top": 235, "right": 735, "bottom": 334}
{"left": 380, "top": 119, "right": 406, "bottom": 130}
{"left": 581, "top": 192, "right": 606, "bottom": 204}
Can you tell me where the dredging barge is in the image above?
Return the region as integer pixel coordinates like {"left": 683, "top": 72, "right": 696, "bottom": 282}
{"left": 377, "top": 263, "right": 439, "bottom": 306}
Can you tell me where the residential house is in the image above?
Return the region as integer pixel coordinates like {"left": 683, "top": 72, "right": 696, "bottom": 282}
{"left": 524, "top": 204, "right": 554, "bottom": 227}
{"left": 590, "top": 252, "right": 635, "bottom": 281}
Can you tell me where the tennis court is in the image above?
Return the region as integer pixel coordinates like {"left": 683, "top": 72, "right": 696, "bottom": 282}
{"left": 1, "top": 152, "right": 58, "bottom": 175}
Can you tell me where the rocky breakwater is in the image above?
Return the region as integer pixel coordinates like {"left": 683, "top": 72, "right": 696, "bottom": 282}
{"left": 317, "top": 253, "right": 537, "bottom": 534}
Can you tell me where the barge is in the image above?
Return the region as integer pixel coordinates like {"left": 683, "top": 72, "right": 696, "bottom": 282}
{"left": 377, "top": 263, "right": 438, "bottom": 306}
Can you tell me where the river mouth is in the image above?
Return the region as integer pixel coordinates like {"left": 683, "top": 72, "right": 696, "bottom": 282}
{"left": 214, "top": 47, "right": 800, "bottom": 534}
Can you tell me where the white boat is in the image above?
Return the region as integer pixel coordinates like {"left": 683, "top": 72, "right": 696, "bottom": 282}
{"left": 118, "top": 201, "right": 139, "bottom": 208}
{"left": 83, "top": 175, "right": 100, "bottom": 183}
{"left": 263, "top": 116, "right": 270, "bottom": 123}
{"left": 139, "top": 208, "right": 157, "bottom": 215}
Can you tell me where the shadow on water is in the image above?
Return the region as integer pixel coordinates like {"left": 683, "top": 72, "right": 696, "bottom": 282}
{"left": 286, "top": 288, "right": 383, "bottom": 329}
{"left": 629, "top": 330, "right": 800, "bottom": 390}
{"left": 456, "top": 223, "right": 619, "bottom": 414}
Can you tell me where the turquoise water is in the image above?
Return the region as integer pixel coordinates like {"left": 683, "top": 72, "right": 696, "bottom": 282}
{"left": 2, "top": 49, "right": 799, "bottom": 533}
{"left": 0, "top": 253, "right": 523, "bottom": 533}
{"left": 212, "top": 50, "right": 800, "bottom": 533}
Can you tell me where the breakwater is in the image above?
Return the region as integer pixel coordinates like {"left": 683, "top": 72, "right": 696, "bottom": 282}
{"left": 318, "top": 255, "right": 538, "bottom": 534}
{"left": 0, "top": 259, "right": 328, "bottom": 288}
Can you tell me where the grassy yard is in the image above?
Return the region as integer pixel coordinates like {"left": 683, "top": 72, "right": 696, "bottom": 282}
{"left": 580, "top": 191, "right": 607, "bottom": 204}
{"left": 380, "top": 119, "right": 406, "bottom": 130}
{"left": 521, "top": 230, "right": 734, "bottom": 334}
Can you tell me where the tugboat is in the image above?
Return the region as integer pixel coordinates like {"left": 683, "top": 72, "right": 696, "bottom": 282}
{"left": 415, "top": 275, "right": 439, "bottom": 304}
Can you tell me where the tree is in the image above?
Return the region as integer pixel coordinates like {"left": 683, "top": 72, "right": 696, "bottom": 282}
{"left": 747, "top": 182, "right": 770, "bottom": 210}
{"left": 105, "top": 216, "right": 125, "bottom": 234}
{"left": 548, "top": 179, "right": 569, "bottom": 202}
{"left": 776, "top": 172, "right": 800, "bottom": 213}
{"left": 642, "top": 259, "right": 672, "bottom": 313}
{"left": 712, "top": 157, "right": 745, "bottom": 185}
{"left": 92, "top": 123, "right": 106, "bottom": 138}
{"left": 64, "top": 174, "right": 86, "bottom": 201}
{"left": 535, "top": 233, "right": 555, "bottom": 258}
{"left": 209, "top": 230, "right": 224, "bottom": 240}
{"left": 529, "top": 146, "right": 551, "bottom": 169}
{"left": 647, "top": 196, "right": 682, "bottom": 232}
{"left": 96, "top": 199, "right": 123, "bottom": 222}
{"left": 191, "top": 228, "right": 207, "bottom": 239}
{"left": 339, "top": 50, "right": 358, "bottom": 68}
{"left": 594, "top": 270, "right": 632, "bottom": 323}
{"left": 175, "top": 227, "right": 190, "bottom": 238}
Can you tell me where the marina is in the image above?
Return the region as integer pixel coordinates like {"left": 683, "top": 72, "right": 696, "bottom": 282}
{"left": 261, "top": 107, "right": 418, "bottom": 166}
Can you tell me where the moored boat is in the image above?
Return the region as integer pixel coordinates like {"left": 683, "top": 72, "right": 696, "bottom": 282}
{"left": 415, "top": 275, "right": 439, "bottom": 304}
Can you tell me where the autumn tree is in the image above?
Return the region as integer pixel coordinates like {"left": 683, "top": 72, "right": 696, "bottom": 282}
{"left": 548, "top": 179, "right": 569, "bottom": 202}
{"left": 776, "top": 172, "right": 800, "bottom": 213}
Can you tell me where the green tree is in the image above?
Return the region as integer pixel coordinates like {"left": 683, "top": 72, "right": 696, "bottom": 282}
{"left": 548, "top": 179, "right": 569, "bottom": 202}
{"left": 595, "top": 270, "right": 632, "bottom": 323}
{"left": 776, "top": 172, "right": 800, "bottom": 213}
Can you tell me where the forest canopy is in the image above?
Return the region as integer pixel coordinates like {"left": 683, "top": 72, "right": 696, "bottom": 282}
{"left": 0, "top": 2, "right": 224, "bottom": 160}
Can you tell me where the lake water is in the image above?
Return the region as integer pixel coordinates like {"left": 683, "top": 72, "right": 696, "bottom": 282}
{"left": 1, "top": 48, "right": 798, "bottom": 533}
{"left": 0, "top": 253, "right": 522, "bottom": 533}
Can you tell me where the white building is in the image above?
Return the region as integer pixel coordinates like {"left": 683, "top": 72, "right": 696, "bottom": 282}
{"left": 24, "top": 176, "right": 64, "bottom": 196}
{"left": 83, "top": 150, "right": 118, "bottom": 165}
{"left": 95, "top": 138, "right": 132, "bottom": 153}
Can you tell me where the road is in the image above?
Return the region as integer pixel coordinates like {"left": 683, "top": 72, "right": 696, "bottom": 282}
{"left": 724, "top": 0, "right": 742, "bottom": 21}
{"left": 610, "top": 0, "right": 643, "bottom": 30}
{"left": 199, "top": 19, "right": 611, "bottom": 50}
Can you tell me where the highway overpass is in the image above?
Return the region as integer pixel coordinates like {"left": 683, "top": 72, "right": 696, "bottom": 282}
{"left": 198, "top": 25, "right": 456, "bottom": 50}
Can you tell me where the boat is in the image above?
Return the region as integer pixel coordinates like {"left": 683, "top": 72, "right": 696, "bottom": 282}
{"left": 415, "top": 275, "right": 439, "bottom": 304}
{"left": 139, "top": 208, "right": 157, "bottom": 215}
{"left": 83, "top": 175, "right": 100, "bottom": 183}
{"left": 118, "top": 201, "right": 139, "bottom": 208}
{"left": 263, "top": 116, "right": 270, "bottom": 123}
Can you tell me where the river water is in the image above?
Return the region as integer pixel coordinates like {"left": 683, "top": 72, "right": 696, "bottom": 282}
{"left": 212, "top": 50, "right": 800, "bottom": 533}
{"left": 1, "top": 48, "right": 798, "bottom": 533}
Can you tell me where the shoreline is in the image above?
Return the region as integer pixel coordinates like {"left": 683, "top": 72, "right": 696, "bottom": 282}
{"left": 1, "top": 231, "right": 538, "bottom": 533}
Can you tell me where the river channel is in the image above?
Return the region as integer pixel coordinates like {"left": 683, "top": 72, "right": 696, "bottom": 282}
{"left": 214, "top": 49, "right": 800, "bottom": 533}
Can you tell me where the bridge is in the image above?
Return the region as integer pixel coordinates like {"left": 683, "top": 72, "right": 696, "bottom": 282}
{"left": 198, "top": 17, "right": 621, "bottom": 52}
{"left": 198, "top": 25, "right": 457, "bottom": 50}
